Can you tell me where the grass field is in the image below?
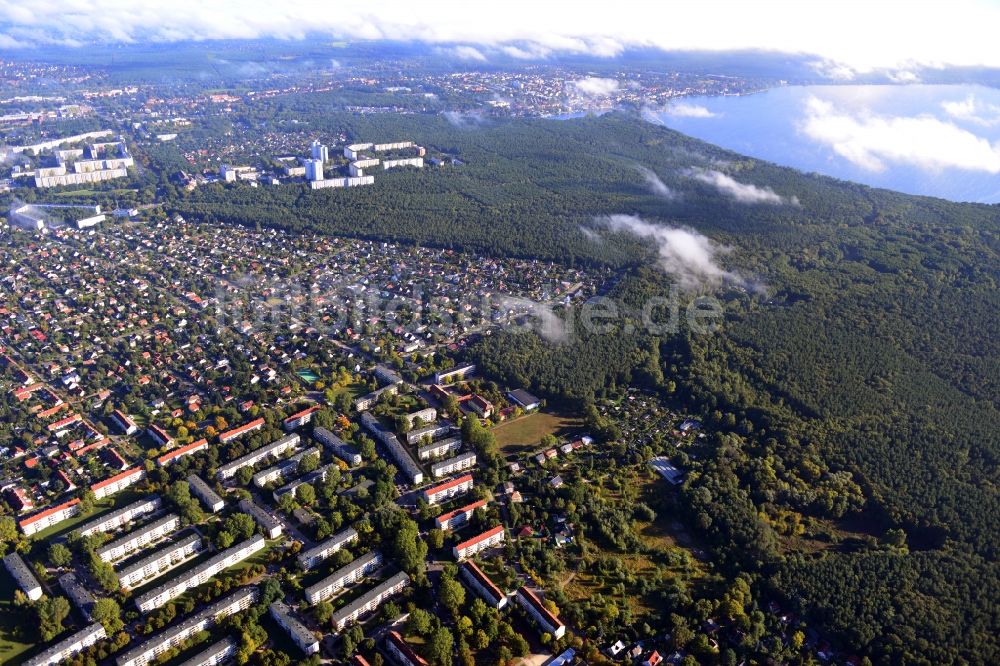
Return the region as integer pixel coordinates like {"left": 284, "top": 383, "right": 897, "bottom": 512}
{"left": 491, "top": 412, "right": 583, "bottom": 455}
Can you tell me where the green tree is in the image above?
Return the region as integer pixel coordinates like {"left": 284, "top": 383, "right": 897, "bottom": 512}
{"left": 426, "top": 627, "right": 454, "bottom": 666}
{"left": 48, "top": 542, "right": 72, "bottom": 568}
{"left": 92, "top": 597, "right": 124, "bottom": 633}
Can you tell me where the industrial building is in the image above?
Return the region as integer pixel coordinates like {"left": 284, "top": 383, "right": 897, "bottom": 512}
{"left": 134, "top": 535, "right": 265, "bottom": 613}
{"left": 118, "top": 587, "right": 257, "bottom": 666}
{"left": 297, "top": 527, "right": 359, "bottom": 570}
{"left": 304, "top": 551, "right": 383, "bottom": 605}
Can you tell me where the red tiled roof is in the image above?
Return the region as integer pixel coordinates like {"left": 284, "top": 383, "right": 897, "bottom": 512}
{"left": 387, "top": 631, "right": 429, "bottom": 666}
{"left": 218, "top": 417, "right": 265, "bottom": 441}
{"left": 19, "top": 498, "right": 80, "bottom": 527}
{"left": 460, "top": 560, "right": 505, "bottom": 603}
{"left": 91, "top": 466, "right": 141, "bottom": 491}
{"left": 157, "top": 439, "right": 208, "bottom": 464}
{"left": 455, "top": 525, "right": 504, "bottom": 552}
{"left": 425, "top": 474, "right": 473, "bottom": 497}
{"left": 436, "top": 499, "right": 487, "bottom": 526}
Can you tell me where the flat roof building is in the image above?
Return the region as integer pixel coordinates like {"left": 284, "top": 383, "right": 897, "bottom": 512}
{"left": 430, "top": 451, "right": 477, "bottom": 479}
{"left": 216, "top": 433, "right": 300, "bottom": 480}
{"left": 252, "top": 446, "right": 320, "bottom": 488}
{"left": 304, "top": 550, "right": 383, "bottom": 605}
{"left": 314, "top": 427, "right": 362, "bottom": 466}
{"left": 59, "top": 572, "right": 96, "bottom": 619}
{"left": 4, "top": 552, "right": 42, "bottom": 601}
{"left": 118, "top": 587, "right": 257, "bottom": 666}
{"left": 417, "top": 436, "right": 462, "bottom": 461}
{"left": 297, "top": 527, "right": 359, "bottom": 571}
{"left": 187, "top": 474, "right": 225, "bottom": 513}
{"left": 329, "top": 571, "right": 410, "bottom": 631}
{"left": 96, "top": 513, "right": 179, "bottom": 563}
{"left": 134, "top": 535, "right": 265, "bottom": 613}
{"left": 23, "top": 623, "right": 106, "bottom": 666}
{"left": 117, "top": 532, "right": 202, "bottom": 590}
{"left": 238, "top": 499, "right": 283, "bottom": 539}
{"left": 270, "top": 600, "right": 319, "bottom": 655}
{"left": 77, "top": 495, "right": 161, "bottom": 537}
{"left": 360, "top": 413, "right": 423, "bottom": 485}
{"left": 176, "top": 637, "right": 236, "bottom": 666}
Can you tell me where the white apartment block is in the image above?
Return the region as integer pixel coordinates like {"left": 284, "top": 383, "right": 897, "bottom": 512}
{"left": 304, "top": 551, "right": 383, "bottom": 605}
{"left": 216, "top": 434, "right": 301, "bottom": 480}
{"left": 3, "top": 552, "right": 42, "bottom": 601}
{"left": 252, "top": 446, "right": 319, "bottom": 487}
{"left": 23, "top": 623, "right": 106, "bottom": 666}
{"left": 297, "top": 527, "right": 359, "bottom": 571}
{"left": 18, "top": 499, "right": 80, "bottom": 536}
{"left": 417, "top": 436, "right": 462, "bottom": 460}
{"left": 434, "top": 499, "right": 487, "bottom": 531}
{"left": 117, "top": 533, "right": 202, "bottom": 589}
{"left": 453, "top": 525, "right": 506, "bottom": 561}
{"left": 96, "top": 513, "right": 180, "bottom": 563}
{"left": 270, "top": 601, "right": 319, "bottom": 655}
{"left": 91, "top": 467, "right": 145, "bottom": 500}
{"left": 459, "top": 560, "right": 508, "bottom": 610}
{"left": 78, "top": 495, "right": 161, "bottom": 537}
{"left": 134, "top": 535, "right": 265, "bottom": 613}
{"left": 187, "top": 474, "right": 225, "bottom": 513}
{"left": 382, "top": 157, "right": 424, "bottom": 170}
{"left": 117, "top": 587, "right": 257, "bottom": 666}
{"left": 238, "top": 499, "right": 283, "bottom": 539}
{"left": 407, "top": 423, "right": 454, "bottom": 446}
{"left": 329, "top": 572, "right": 410, "bottom": 631}
{"left": 374, "top": 141, "right": 414, "bottom": 152}
{"left": 421, "top": 474, "right": 474, "bottom": 506}
{"left": 402, "top": 407, "right": 437, "bottom": 430}
{"left": 314, "top": 427, "right": 362, "bottom": 466}
{"left": 430, "top": 451, "right": 477, "bottom": 479}
{"left": 176, "top": 638, "right": 236, "bottom": 666}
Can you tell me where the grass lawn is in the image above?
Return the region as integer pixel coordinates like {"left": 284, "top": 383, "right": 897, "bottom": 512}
{"left": 491, "top": 412, "right": 583, "bottom": 456}
{"left": 0, "top": 569, "right": 35, "bottom": 665}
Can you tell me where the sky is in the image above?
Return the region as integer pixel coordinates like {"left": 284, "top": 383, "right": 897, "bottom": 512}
{"left": 2, "top": 1, "right": 999, "bottom": 78}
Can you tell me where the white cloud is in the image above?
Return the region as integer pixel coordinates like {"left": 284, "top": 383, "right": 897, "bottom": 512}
{"left": 887, "top": 70, "right": 920, "bottom": 84}
{"left": 569, "top": 77, "right": 620, "bottom": 98}
{"left": 636, "top": 165, "right": 677, "bottom": 200}
{"left": 437, "top": 45, "right": 487, "bottom": 62}
{"left": 442, "top": 109, "right": 489, "bottom": 127}
{"left": 665, "top": 103, "right": 717, "bottom": 118}
{"left": 591, "top": 214, "right": 751, "bottom": 291}
{"left": 500, "top": 43, "right": 552, "bottom": 59}
{"left": 688, "top": 168, "right": 796, "bottom": 205}
{"left": 941, "top": 95, "right": 1000, "bottom": 127}
{"left": 802, "top": 96, "right": 1000, "bottom": 173}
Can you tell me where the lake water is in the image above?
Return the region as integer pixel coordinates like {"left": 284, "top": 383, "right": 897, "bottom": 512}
{"left": 651, "top": 84, "right": 1000, "bottom": 204}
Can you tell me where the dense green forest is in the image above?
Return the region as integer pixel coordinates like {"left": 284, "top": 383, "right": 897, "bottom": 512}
{"left": 166, "top": 110, "right": 999, "bottom": 663}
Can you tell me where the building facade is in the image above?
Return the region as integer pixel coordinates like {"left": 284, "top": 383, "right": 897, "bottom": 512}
{"left": 453, "top": 525, "right": 506, "bottom": 560}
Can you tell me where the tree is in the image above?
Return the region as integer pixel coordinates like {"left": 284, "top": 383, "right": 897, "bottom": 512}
{"left": 298, "top": 453, "right": 320, "bottom": 475}
{"left": 296, "top": 483, "right": 316, "bottom": 506}
{"left": 92, "top": 597, "right": 124, "bottom": 633}
{"left": 314, "top": 601, "right": 334, "bottom": 625}
{"left": 439, "top": 577, "right": 466, "bottom": 617}
{"left": 426, "top": 627, "right": 454, "bottom": 666}
{"left": 78, "top": 489, "right": 97, "bottom": 515}
{"left": 36, "top": 596, "right": 72, "bottom": 641}
{"left": 48, "top": 542, "right": 72, "bottom": 568}
{"left": 216, "top": 530, "right": 235, "bottom": 549}
{"left": 406, "top": 608, "right": 433, "bottom": 636}
{"left": 225, "top": 513, "right": 257, "bottom": 541}
{"left": 427, "top": 528, "right": 445, "bottom": 550}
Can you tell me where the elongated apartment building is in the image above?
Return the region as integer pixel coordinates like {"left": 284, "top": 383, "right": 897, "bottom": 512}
{"left": 385, "top": 630, "right": 429, "bottom": 666}
{"left": 421, "top": 474, "right": 474, "bottom": 506}
{"left": 77, "top": 495, "right": 161, "bottom": 537}
{"left": 118, "top": 587, "right": 257, "bottom": 666}
{"left": 217, "top": 417, "right": 265, "bottom": 444}
{"left": 91, "top": 466, "right": 145, "bottom": 499}
{"left": 252, "top": 446, "right": 320, "bottom": 487}
{"left": 329, "top": 571, "right": 410, "bottom": 631}
{"left": 435, "top": 499, "right": 487, "bottom": 531}
{"left": 19, "top": 498, "right": 80, "bottom": 536}
{"left": 430, "top": 451, "right": 477, "bottom": 479}
{"left": 360, "top": 412, "right": 423, "bottom": 485}
{"left": 453, "top": 525, "right": 505, "bottom": 560}
{"left": 305, "top": 551, "right": 383, "bottom": 605}
{"left": 216, "top": 433, "right": 300, "bottom": 480}
{"left": 270, "top": 600, "right": 319, "bottom": 655}
{"left": 96, "top": 513, "right": 179, "bottom": 563}
{"left": 407, "top": 423, "right": 454, "bottom": 447}
{"left": 238, "top": 499, "right": 283, "bottom": 539}
{"left": 59, "top": 573, "right": 96, "bottom": 619}
{"left": 117, "top": 532, "right": 202, "bottom": 589}
{"left": 187, "top": 474, "right": 225, "bottom": 513}
{"left": 314, "top": 427, "right": 362, "bottom": 466}
{"left": 297, "top": 527, "right": 359, "bottom": 570}
{"left": 23, "top": 623, "right": 106, "bottom": 666}
{"left": 3, "top": 552, "right": 42, "bottom": 600}
{"left": 515, "top": 586, "right": 566, "bottom": 639}
{"left": 459, "top": 560, "right": 507, "bottom": 609}
{"left": 176, "top": 638, "right": 236, "bottom": 666}
{"left": 157, "top": 439, "right": 208, "bottom": 466}
{"left": 134, "top": 535, "right": 264, "bottom": 613}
